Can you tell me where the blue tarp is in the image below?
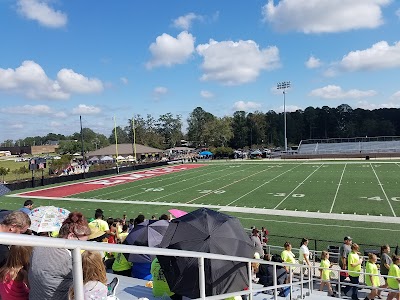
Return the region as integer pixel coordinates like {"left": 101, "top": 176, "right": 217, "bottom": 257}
{"left": 199, "top": 151, "right": 213, "bottom": 156}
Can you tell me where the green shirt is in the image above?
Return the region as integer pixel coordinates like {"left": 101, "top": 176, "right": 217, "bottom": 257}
{"left": 365, "top": 261, "right": 379, "bottom": 287}
{"left": 347, "top": 251, "right": 361, "bottom": 277}
{"left": 151, "top": 258, "right": 174, "bottom": 297}
{"left": 387, "top": 264, "right": 400, "bottom": 290}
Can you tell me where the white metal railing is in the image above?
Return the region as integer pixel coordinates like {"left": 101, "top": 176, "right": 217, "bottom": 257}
{"left": 0, "top": 233, "right": 312, "bottom": 300}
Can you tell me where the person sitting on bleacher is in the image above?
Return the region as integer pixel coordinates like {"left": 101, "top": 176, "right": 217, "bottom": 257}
{"left": 256, "top": 254, "right": 287, "bottom": 294}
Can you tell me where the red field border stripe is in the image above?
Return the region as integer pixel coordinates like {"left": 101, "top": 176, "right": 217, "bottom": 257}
{"left": 18, "top": 164, "right": 206, "bottom": 198}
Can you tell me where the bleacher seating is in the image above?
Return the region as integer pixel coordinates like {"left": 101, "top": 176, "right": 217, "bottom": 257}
{"left": 298, "top": 137, "right": 400, "bottom": 155}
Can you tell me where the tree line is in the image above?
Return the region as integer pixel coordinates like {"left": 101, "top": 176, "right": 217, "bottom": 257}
{"left": 2, "top": 104, "right": 400, "bottom": 152}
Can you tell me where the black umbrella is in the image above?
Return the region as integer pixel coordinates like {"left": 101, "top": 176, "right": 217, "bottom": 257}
{"left": 157, "top": 208, "right": 254, "bottom": 299}
{"left": 125, "top": 219, "right": 169, "bottom": 263}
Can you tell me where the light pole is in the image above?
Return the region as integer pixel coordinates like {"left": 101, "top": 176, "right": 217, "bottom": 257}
{"left": 277, "top": 81, "right": 291, "bottom": 152}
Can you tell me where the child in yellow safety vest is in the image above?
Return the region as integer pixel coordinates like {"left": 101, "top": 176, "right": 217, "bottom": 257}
{"left": 319, "top": 251, "right": 336, "bottom": 297}
{"left": 365, "top": 253, "right": 379, "bottom": 300}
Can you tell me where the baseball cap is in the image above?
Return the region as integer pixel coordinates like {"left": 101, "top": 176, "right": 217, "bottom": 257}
{"left": 344, "top": 236, "right": 352, "bottom": 241}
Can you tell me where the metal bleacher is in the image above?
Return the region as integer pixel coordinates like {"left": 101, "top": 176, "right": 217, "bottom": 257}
{"left": 298, "top": 136, "right": 400, "bottom": 155}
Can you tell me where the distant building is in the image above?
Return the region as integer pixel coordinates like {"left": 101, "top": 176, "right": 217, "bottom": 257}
{"left": 0, "top": 145, "right": 59, "bottom": 155}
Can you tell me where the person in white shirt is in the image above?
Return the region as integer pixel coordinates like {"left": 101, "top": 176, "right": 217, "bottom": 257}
{"left": 299, "top": 238, "right": 311, "bottom": 276}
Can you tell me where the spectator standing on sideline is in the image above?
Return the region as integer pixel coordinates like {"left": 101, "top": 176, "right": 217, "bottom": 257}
{"left": 0, "top": 212, "right": 31, "bottom": 268}
{"left": 378, "top": 244, "right": 392, "bottom": 298}
{"left": 339, "top": 236, "right": 352, "bottom": 291}
{"left": 344, "top": 243, "right": 363, "bottom": 300}
{"left": 299, "top": 238, "right": 311, "bottom": 276}
{"left": 319, "top": 251, "right": 336, "bottom": 297}
{"left": 281, "top": 241, "right": 296, "bottom": 284}
{"left": 251, "top": 228, "right": 264, "bottom": 257}
{"left": 365, "top": 253, "right": 379, "bottom": 300}
{"left": 18, "top": 200, "right": 33, "bottom": 215}
{"left": 387, "top": 255, "right": 400, "bottom": 300}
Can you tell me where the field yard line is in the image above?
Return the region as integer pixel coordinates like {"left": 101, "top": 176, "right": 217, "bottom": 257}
{"left": 273, "top": 164, "right": 323, "bottom": 209}
{"left": 116, "top": 165, "right": 231, "bottom": 200}
{"left": 185, "top": 165, "right": 275, "bottom": 204}
{"left": 370, "top": 163, "right": 396, "bottom": 217}
{"left": 329, "top": 163, "right": 347, "bottom": 213}
{"left": 10, "top": 194, "right": 400, "bottom": 224}
{"left": 152, "top": 164, "right": 265, "bottom": 202}
{"left": 225, "top": 164, "right": 302, "bottom": 206}
{"left": 236, "top": 216, "right": 400, "bottom": 232}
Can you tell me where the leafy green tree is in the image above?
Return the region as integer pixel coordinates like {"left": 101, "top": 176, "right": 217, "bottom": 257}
{"left": 0, "top": 167, "right": 10, "bottom": 182}
{"left": 157, "top": 113, "right": 183, "bottom": 148}
{"left": 187, "top": 107, "right": 215, "bottom": 146}
{"left": 203, "top": 116, "right": 233, "bottom": 147}
{"left": 109, "top": 126, "right": 130, "bottom": 144}
{"left": 230, "top": 111, "right": 248, "bottom": 148}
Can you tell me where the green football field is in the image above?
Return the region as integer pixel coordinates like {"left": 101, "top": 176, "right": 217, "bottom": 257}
{"left": 2, "top": 160, "right": 400, "bottom": 251}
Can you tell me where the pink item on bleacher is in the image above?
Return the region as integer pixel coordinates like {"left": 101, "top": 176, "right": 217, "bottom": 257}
{"left": 168, "top": 209, "right": 188, "bottom": 218}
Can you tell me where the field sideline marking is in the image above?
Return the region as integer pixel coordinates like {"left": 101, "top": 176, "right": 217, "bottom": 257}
{"left": 114, "top": 165, "right": 232, "bottom": 200}
{"left": 370, "top": 163, "right": 396, "bottom": 217}
{"left": 225, "top": 163, "right": 302, "bottom": 206}
{"left": 329, "top": 163, "right": 347, "bottom": 213}
{"left": 185, "top": 165, "right": 275, "bottom": 204}
{"left": 236, "top": 216, "right": 400, "bottom": 232}
{"left": 273, "top": 164, "right": 323, "bottom": 209}
{"left": 7, "top": 194, "right": 400, "bottom": 224}
{"left": 85, "top": 164, "right": 219, "bottom": 199}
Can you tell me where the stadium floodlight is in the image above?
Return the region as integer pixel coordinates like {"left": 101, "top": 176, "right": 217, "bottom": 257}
{"left": 277, "top": 81, "right": 291, "bottom": 152}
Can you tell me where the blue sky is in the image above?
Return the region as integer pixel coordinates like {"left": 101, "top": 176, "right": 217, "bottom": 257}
{"left": 1, "top": 0, "right": 400, "bottom": 142}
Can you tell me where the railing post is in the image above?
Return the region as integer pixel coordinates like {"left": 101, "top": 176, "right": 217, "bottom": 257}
{"left": 273, "top": 264, "right": 278, "bottom": 300}
{"left": 198, "top": 257, "right": 206, "bottom": 300}
{"left": 289, "top": 265, "right": 293, "bottom": 300}
{"left": 247, "top": 261, "right": 253, "bottom": 300}
{"left": 72, "top": 247, "right": 84, "bottom": 300}
{"left": 300, "top": 265, "right": 304, "bottom": 298}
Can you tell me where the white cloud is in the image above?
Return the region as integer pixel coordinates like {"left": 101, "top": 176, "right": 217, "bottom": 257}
{"left": 17, "top": 0, "right": 67, "bottom": 28}
{"left": 120, "top": 77, "right": 128, "bottom": 85}
{"left": 146, "top": 31, "right": 195, "bottom": 69}
{"left": 10, "top": 123, "right": 24, "bottom": 129}
{"left": 263, "top": 0, "right": 391, "bottom": 33}
{"left": 357, "top": 100, "right": 400, "bottom": 109}
{"left": 391, "top": 91, "right": 400, "bottom": 99}
{"left": 309, "top": 85, "right": 377, "bottom": 99}
{"left": 72, "top": 104, "right": 101, "bottom": 115}
{"left": 197, "top": 39, "right": 280, "bottom": 85}
{"left": 54, "top": 111, "right": 67, "bottom": 118}
{"left": 305, "top": 56, "right": 322, "bottom": 69}
{"left": 0, "top": 61, "right": 104, "bottom": 100}
{"left": 200, "top": 90, "right": 214, "bottom": 99}
{"left": 57, "top": 69, "right": 104, "bottom": 94}
{"left": 0, "top": 104, "right": 52, "bottom": 115}
{"left": 153, "top": 86, "right": 168, "bottom": 100}
{"left": 275, "top": 105, "right": 302, "bottom": 113}
{"left": 50, "top": 121, "right": 62, "bottom": 127}
{"left": 339, "top": 41, "right": 400, "bottom": 71}
{"left": 396, "top": 8, "right": 400, "bottom": 18}
{"left": 172, "top": 13, "right": 203, "bottom": 30}
{"left": 233, "top": 101, "right": 262, "bottom": 111}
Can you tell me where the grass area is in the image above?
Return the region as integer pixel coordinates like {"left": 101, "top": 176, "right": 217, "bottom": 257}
{"left": 2, "top": 161, "right": 399, "bottom": 252}
{"left": 0, "top": 157, "right": 48, "bottom": 182}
